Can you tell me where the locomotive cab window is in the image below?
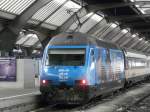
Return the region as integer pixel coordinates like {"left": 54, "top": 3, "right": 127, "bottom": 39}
{"left": 46, "top": 49, "right": 85, "bottom": 66}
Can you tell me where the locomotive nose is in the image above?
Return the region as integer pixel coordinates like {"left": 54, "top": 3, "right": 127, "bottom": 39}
{"left": 57, "top": 67, "right": 86, "bottom": 86}
{"left": 41, "top": 66, "right": 87, "bottom": 87}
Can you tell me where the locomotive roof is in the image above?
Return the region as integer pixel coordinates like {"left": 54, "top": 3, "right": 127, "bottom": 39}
{"left": 49, "top": 32, "right": 121, "bottom": 49}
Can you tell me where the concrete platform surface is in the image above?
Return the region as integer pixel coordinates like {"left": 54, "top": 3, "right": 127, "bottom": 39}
{"left": 0, "top": 88, "right": 40, "bottom": 112}
{"left": 0, "top": 88, "right": 40, "bottom": 99}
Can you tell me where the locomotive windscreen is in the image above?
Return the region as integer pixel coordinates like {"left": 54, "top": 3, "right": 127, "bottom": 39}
{"left": 46, "top": 49, "right": 85, "bottom": 66}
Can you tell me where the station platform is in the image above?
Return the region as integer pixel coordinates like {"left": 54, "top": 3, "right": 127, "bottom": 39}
{"left": 0, "top": 88, "right": 40, "bottom": 112}
{"left": 0, "top": 88, "right": 40, "bottom": 98}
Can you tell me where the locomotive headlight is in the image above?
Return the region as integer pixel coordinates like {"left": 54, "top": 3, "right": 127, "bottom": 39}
{"left": 41, "top": 80, "right": 48, "bottom": 85}
{"left": 42, "top": 80, "right": 46, "bottom": 84}
{"left": 82, "top": 80, "right": 86, "bottom": 84}
{"left": 75, "top": 79, "right": 87, "bottom": 85}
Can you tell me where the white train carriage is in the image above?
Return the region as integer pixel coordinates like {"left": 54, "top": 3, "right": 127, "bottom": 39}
{"left": 125, "top": 51, "right": 150, "bottom": 83}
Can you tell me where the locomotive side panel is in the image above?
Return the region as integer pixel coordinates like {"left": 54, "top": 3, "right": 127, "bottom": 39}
{"left": 109, "top": 49, "right": 125, "bottom": 88}
{"left": 94, "top": 47, "right": 125, "bottom": 94}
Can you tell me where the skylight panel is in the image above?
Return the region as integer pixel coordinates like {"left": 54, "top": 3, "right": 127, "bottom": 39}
{"left": 111, "top": 23, "right": 118, "bottom": 28}
{"left": 68, "top": 12, "right": 94, "bottom": 31}
{"left": 122, "top": 29, "right": 128, "bottom": 34}
{"left": 45, "top": 1, "right": 81, "bottom": 26}
{"left": 16, "top": 35, "right": 30, "bottom": 45}
{"left": 131, "top": 0, "right": 150, "bottom": 14}
{"left": 23, "top": 34, "right": 39, "bottom": 46}
{"left": 31, "top": 0, "right": 67, "bottom": 21}
{"left": 0, "top": 0, "right": 36, "bottom": 15}
{"left": 79, "top": 14, "right": 103, "bottom": 33}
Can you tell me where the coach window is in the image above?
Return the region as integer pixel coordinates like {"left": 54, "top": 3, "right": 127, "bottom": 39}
{"left": 128, "top": 60, "right": 131, "bottom": 68}
{"left": 147, "top": 61, "right": 150, "bottom": 67}
{"left": 131, "top": 59, "right": 135, "bottom": 68}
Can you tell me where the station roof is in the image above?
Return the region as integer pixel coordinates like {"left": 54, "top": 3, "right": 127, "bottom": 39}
{"left": 0, "top": 0, "right": 150, "bottom": 55}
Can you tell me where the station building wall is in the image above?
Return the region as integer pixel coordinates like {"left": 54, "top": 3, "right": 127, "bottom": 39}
{"left": 0, "top": 59, "right": 36, "bottom": 89}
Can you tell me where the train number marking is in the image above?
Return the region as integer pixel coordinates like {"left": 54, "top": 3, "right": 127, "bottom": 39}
{"left": 58, "top": 69, "right": 69, "bottom": 81}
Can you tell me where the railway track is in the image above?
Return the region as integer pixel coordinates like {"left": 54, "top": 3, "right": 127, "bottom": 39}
{"left": 75, "top": 81, "right": 147, "bottom": 112}
{"left": 121, "top": 89, "right": 150, "bottom": 112}
{"left": 30, "top": 80, "right": 150, "bottom": 112}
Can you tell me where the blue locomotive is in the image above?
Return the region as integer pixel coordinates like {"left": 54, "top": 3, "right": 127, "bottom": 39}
{"left": 40, "top": 32, "right": 150, "bottom": 103}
